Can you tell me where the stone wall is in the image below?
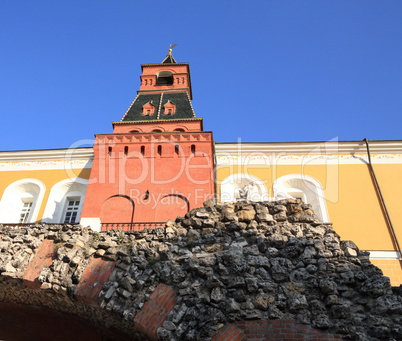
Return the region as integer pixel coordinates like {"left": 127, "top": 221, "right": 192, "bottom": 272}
{"left": 0, "top": 199, "right": 401, "bottom": 340}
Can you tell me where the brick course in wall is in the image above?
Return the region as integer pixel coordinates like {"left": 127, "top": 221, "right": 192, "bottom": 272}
{"left": 75, "top": 256, "right": 116, "bottom": 305}
{"left": 134, "top": 283, "right": 176, "bottom": 340}
{"left": 22, "top": 239, "right": 56, "bottom": 289}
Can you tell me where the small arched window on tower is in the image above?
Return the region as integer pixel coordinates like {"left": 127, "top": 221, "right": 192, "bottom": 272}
{"left": 124, "top": 146, "right": 128, "bottom": 155}
{"left": 140, "top": 146, "right": 145, "bottom": 156}
{"left": 163, "top": 100, "right": 176, "bottom": 115}
{"left": 175, "top": 145, "right": 180, "bottom": 156}
{"left": 157, "top": 145, "right": 162, "bottom": 157}
{"left": 142, "top": 102, "right": 155, "bottom": 116}
{"left": 156, "top": 71, "right": 173, "bottom": 85}
{"left": 191, "top": 144, "right": 196, "bottom": 155}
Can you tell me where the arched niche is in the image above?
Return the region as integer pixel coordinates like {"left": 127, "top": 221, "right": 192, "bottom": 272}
{"left": 100, "top": 195, "right": 134, "bottom": 224}
{"left": 42, "top": 178, "right": 88, "bottom": 223}
{"left": 154, "top": 194, "right": 189, "bottom": 222}
{"left": 0, "top": 179, "right": 46, "bottom": 223}
{"left": 220, "top": 174, "right": 268, "bottom": 202}
{"left": 156, "top": 71, "right": 173, "bottom": 85}
{"left": 273, "top": 174, "right": 330, "bottom": 223}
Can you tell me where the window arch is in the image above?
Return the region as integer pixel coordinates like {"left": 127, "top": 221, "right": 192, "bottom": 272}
{"left": 273, "top": 174, "right": 329, "bottom": 223}
{"left": 42, "top": 178, "right": 88, "bottom": 223}
{"left": 156, "top": 71, "right": 173, "bottom": 85}
{"left": 0, "top": 179, "right": 46, "bottom": 223}
{"left": 220, "top": 174, "right": 268, "bottom": 202}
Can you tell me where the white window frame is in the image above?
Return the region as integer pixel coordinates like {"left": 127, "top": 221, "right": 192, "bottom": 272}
{"left": 63, "top": 197, "right": 82, "bottom": 224}
{"left": 19, "top": 199, "right": 34, "bottom": 223}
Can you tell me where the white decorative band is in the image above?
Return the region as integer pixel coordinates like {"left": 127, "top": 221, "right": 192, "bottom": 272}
{"left": 366, "top": 250, "right": 401, "bottom": 260}
{"left": 216, "top": 154, "right": 402, "bottom": 165}
{"left": 0, "top": 159, "right": 93, "bottom": 171}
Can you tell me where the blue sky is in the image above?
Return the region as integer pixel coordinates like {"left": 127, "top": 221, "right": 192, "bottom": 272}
{"left": 1, "top": 0, "right": 401, "bottom": 150}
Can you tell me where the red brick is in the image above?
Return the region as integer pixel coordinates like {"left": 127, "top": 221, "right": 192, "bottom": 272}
{"left": 23, "top": 239, "right": 56, "bottom": 289}
{"left": 75, "top": 256, "right": 115, "bottom": 305}
{"left": 133, "top": 283, "right": 176, "bottom": 340}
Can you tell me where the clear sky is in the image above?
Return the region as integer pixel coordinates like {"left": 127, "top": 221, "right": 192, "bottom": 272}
{"left": 1, "top": 0, "right": 401, "bottom": 151}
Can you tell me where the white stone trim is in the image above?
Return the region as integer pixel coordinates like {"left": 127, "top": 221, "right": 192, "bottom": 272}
{"left": 274, "top": 174, "right": 330, "bottom": 223}
{"left": 366, "top": 250, "right": 401, "bottom": 260}
{"left": 215, "top": 140, "right": 402, "bottom": 165}
{"left": 0, "top": 147, "right": 93, "bottom": 171}
{"left": 216, "top": 140, "right": 402, "bottom": 154}
{"left": 0, "top": 178, "right": 46, "bottom": 223}
{"left": 0, "top": 147, "right": 93, "bottom": 162}
{"left": 220, "top": 173, "right": 270, "bottom": 202}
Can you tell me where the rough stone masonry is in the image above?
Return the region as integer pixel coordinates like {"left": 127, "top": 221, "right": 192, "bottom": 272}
{"left": 0, "top": 199, "right": 401, "bottom": 340}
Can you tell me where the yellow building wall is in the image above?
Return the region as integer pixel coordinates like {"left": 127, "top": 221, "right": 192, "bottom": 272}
{"left": 216, "top": 161, "right": 402, "bottom": 252}
{"left": 0, "top": 168, "right": 91, "bottom": 222}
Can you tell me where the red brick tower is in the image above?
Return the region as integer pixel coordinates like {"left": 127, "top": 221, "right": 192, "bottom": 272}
{"left": 80, "top": 50, "right": 215, "bottom": 231}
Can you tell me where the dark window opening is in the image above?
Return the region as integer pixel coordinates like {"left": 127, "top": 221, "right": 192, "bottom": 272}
{"left": 157, "top": 145, "right": 162, "bottom": 156}
{"left": 191, "top": 145, "right": 196, "bottom": 155}
{"left": 141, "top": 146, "right": 145, "bottom": 156}
{"left": 156, "top": 71, "right": 173, "bottom": 85}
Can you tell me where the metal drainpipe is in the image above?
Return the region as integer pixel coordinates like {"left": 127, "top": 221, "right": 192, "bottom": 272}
{"left": 364, "top": 138, "right": 402, "bottom": 258}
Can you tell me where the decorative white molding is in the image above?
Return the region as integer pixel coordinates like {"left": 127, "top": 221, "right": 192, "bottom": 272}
{"left": 216, "top": 153, "right": 402, "bottom": 165}
{"left": 216, "top": 140, "right": 402, "bottom": 154}
{"left": 215, "top": 140, "right": 402, "bottom": 165}
{"left": 0, "top": 147, "right": 94, "bottom": 171}
{"left": 366, "top": 250, "right": 401, "bottom": 260}
{"left": 42, "top": 178, "right": 88, "bottom": 223}
{"left": 274, "top": 174, "right": 330, "bottom": 223}
{"left": 220, "top": 173, "right": 269, "bottom": 202}
{"left": 0, "top": 159, "right": 93, "bottom": 171}
{"left": 0, "top": 178, "right": 46, "bottom": 223}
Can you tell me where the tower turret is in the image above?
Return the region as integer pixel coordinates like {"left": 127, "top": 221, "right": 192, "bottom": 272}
{"left": 80, "top": 51, "right": 215, "bottom": 231}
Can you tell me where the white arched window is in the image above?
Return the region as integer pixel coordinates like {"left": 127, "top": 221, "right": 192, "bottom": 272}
{"left": 0, "top": 179, "right": 46, "bottom": 223}
{"left": 42, "top": 178, "right": 88, "bottom": 223}
{"left": 220, "top": 174, "right": 268, "bottom": 202}
{"left": 273, "top": 174, "right": 329, "bottom": 223}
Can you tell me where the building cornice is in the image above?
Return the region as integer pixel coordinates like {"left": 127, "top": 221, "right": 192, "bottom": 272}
{"left": 113, "top": 118, "right": 202, "bottom": 126}
{"left": 215, "top": 140, "right": 402, "bottom": 155}
{"left": 0, "top": 147, "right": 94, "bottom": 162}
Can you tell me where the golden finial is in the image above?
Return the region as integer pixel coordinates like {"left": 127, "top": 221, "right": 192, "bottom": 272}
{"left": 168, "top": 44, "right": 177, "bottom": 55}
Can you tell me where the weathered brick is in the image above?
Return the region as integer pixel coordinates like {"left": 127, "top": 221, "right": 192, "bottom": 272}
{"left": 75, "top": 256, "right": 115, "bottom": 305}
{"left": 23, "top": 239, "right": 55, "bottom": 289}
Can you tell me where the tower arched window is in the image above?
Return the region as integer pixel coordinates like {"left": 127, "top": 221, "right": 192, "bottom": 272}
{"left": 157, "top": 145, "right": 162, "bottom": 157}
{"left": 156, "top": 71, "right": 173, "bottom": 85}
{"left": 191, "top": 145, "right": 196, "bottom": 155}
{"left": 141, "top": 146, "right": 145, "bottom": 156}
